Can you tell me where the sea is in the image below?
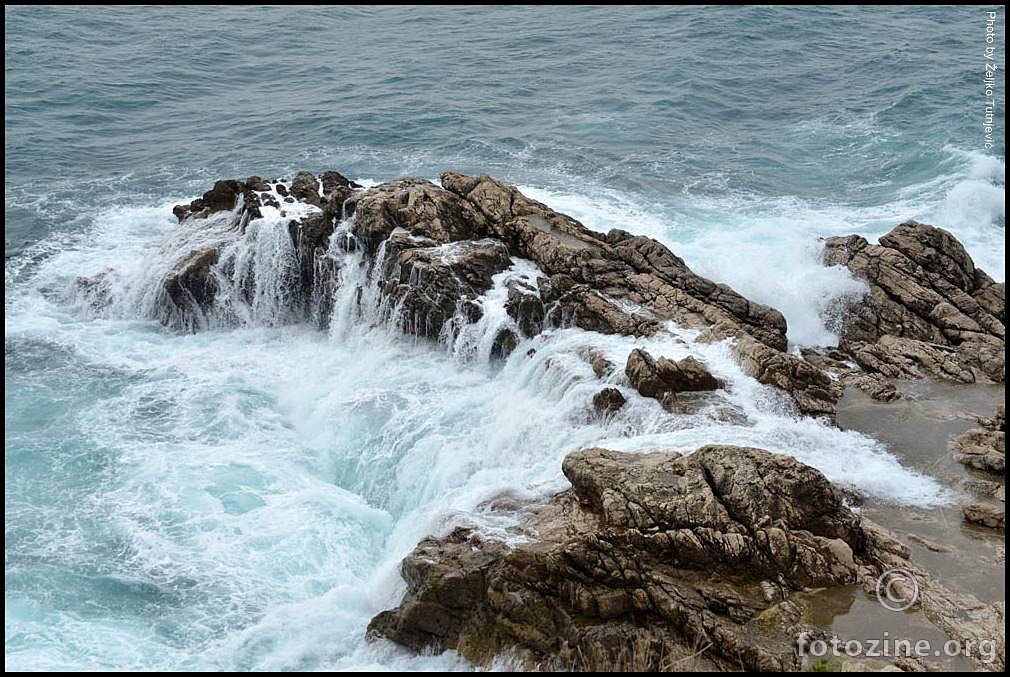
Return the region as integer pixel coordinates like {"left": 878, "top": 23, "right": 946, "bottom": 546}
{"left": 5, "top": 5, "right": 1005, "bottom": 670}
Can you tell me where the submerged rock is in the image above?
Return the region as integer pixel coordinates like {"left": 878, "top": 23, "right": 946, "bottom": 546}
{"left": 823, "top": 221, "right": 1005, "bottom": 384}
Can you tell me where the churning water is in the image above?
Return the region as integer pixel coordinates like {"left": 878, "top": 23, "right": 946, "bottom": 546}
{"left": 5, "top": 5, "right": 1005, "bottom": 670}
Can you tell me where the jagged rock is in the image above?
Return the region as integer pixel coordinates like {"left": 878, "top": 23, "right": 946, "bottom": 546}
{"left": 539, "top": 274, "right": 663, "bottom": 337}
{"left": 439, "top": 173, "right": 836, "bottom": 414}
{"left": 624, "top": 348, "right": 722, "bottom": 410}
{"left": 823, "top": 221, "right": 1005, "bottom": 384}
{"left": 161, "top": 247, "right": 220, "bottom": 326}
{"left": 245, "top": 175, "right": 271, "bottom": 192}
{"left": 731, "top": 335, "right": 840, "bottom": 417}
{"left": 368, "top": 445, "right": 886, "bottom": 671}
{"left": 952, "top": 406, "right": 1005, "bottom": 475}
{"left": 155, "top": 170, "right": 840, "bottom": 416}
{"left": 289, "top": 171, "right": 321, "bottom": 206}
{"left": 442, "top": 172, "right": 789, "bottom": 351}
{"left": 491, "top": 328, "right": 519, "bottom": 359}
{"left": 656, "top": 355, "right": 722, "bottom": 392}
{"left": 504, "top": 279, "right": 544, "bottom": 337}
{"left": 347, "top": 177, "right": 490, "bottom": 254}
{"left": 591, "top": 388, "right": 626, "bottom": 418}
{"left": 624, "top": 348, "right": 676, "bottom": 407}
{"left": 577, "top": 347, "right": 614, "bottom": 379}
{"left": 171, "top": 178, "right": 263, "bottom": 223}
{"left": 379, "top": 233, "right": 512, "bottom": 339}
{"left": 962, "top": 502, "right": 1005, "bottom": 531}
{"left": 838, "top": 372, "right": 900, "bottom": 402}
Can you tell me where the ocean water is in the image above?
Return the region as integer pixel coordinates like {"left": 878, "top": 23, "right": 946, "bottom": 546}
{"left": 4, "top": 5, "right": 1005, "bottom": 671}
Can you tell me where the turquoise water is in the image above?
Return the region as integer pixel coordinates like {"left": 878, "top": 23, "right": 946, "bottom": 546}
{"left": 5, "top": 5, "right": 1005, "bottom": 671}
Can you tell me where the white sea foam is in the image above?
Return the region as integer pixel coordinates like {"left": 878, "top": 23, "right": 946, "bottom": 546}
{"left": 3, "top": 164, "right": 992, "bottom": 670}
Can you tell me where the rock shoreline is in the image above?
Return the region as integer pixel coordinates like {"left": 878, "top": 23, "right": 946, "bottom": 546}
{"left": 82, "top": 169, "right": 1005, "bottom": 671}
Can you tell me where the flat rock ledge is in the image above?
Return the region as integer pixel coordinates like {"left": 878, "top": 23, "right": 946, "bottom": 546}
{"left": 367, "top": 445, "right": 1005, "bottom": 671}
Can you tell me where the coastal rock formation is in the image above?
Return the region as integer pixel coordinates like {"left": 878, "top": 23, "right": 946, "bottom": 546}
{"left": 952, "top": 406, "right": 1006, "bottom": 531}
{"left": 368, "top": 445, "right": 925, "bottom": 670}
{"left": 151, "top": 170, "right": 840, "bottom": 416}
{"left": 953, "top": 406, "right": 1006, "bottom": 476}
{"left": 624, "top": 348, "right": 722, "bottom": 409}
{"left": 378, "top": 233, "right": 513, "bottom": 339}
{"left": 822, "top": 221, "right": 1005, "bottom": 385}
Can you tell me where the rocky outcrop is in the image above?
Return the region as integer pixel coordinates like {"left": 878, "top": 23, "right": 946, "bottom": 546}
{"left": 368, "top": 445, "right": 918, "bottom": 671}
{"left": 731, "top": 335, "right": 839, "bottom": 417}
{"left": 952, "top": 406, "right": 1005, "bottom": 531}
{"left": 160, "top": 247, "right": 221, "bottom": 329}
{"left": 138, "top": 169, "right": 845, "bottom": 415}
{"left": 823, "top": 221, "right": 1005, "bottom": 384}
{"left": 158, "top": 172, "right": 361, "bottom": 330}
{"left": 378, "top": 233, "right": 513, "bottom": 339}
{"left": 953, "top": 406, "right": 1006, "bottom": 475}
{"left": 624, "top": 348, "right": 722, "bottom": 409}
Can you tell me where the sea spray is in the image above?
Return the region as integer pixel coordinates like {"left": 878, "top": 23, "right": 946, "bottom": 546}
{"left": 1, "top": 177, "right": 973, "bottom": 671}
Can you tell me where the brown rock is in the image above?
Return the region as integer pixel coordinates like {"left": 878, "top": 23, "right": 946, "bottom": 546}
{"left": 591, "top": 388, "right": 626, "bottom": 418}
{"left": 368, "top": 445, "right": 876, "bottom": 671}
{"left": 823, "top": 221, "right": 1005, "bottom": 384}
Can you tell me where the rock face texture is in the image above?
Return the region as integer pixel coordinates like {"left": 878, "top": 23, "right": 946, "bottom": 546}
{"left": 822, "top": 221, "right": 1005, "bottom": 385}
{"left": 624, "top": 348, "right": 722, "bottom": 410}
{"left": 368, "top": 445, "right": 996, "bottom": 670}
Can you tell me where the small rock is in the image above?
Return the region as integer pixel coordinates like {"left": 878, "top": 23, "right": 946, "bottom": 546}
{"left": 592, "top": 388, "right": 626, "bottom": 419}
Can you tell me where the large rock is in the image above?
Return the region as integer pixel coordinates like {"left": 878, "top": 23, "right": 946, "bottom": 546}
{"left": 823, "top": 221, "right": 1005, "bottom": 384}
{"left": 441, "top": 172, "right": 789, "bottom": 351}
{"left": 378, "top": 232, "right": 512, "bottom": 339}
{"left": 952, "top": 406, "right": 1005, "bottom": 475}
{"left": 368, "top": 446, "right": 882, "bottom": 670}
{"left": 145, "top": 170, "right": 840, "bottom": 415}
{"left": 160, "top": 247, "right": 220, "bottom": 330}
{"left": 951, "top": 406, "right": 1005, "bottom": 532}
{"left": 346, "top": 177, "right": 490, "bottom": 255}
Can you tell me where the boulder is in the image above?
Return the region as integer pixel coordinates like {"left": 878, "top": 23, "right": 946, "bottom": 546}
{"left": 161, "top": 247, "right": 220, "bottom": 328}
{"left": 591, "top": 388, "right": 626, "bottom": 418}
{"left": 952, "top": 406, "right": 1005, "bottom": 475}
{"left": 379, "top": 233, "right": 512, "bottom": 339}
{"left": 347, "top": 177, "right": 489, "bottom": 254}
{"left": 504, "top": 280, "right": 544, "bottom": 338}
{"left": 656, "top": 354, "right": 721, "bottom": 392}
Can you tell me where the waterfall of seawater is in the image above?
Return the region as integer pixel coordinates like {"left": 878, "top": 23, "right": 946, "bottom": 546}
{"left": 6, "top": 186, "right": 954, "bottom": 671}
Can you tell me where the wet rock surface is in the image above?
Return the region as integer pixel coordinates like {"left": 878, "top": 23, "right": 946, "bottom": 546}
{"left": 146, "top": 170, "right": 843, "bottom": 416}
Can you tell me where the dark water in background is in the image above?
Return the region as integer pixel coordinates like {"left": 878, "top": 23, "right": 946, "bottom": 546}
{"left": 4, "top": 5, "right": 1006, "bottom": 671}
{"left": 6, "top": 6, "right": 1004, "bottom": 253}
